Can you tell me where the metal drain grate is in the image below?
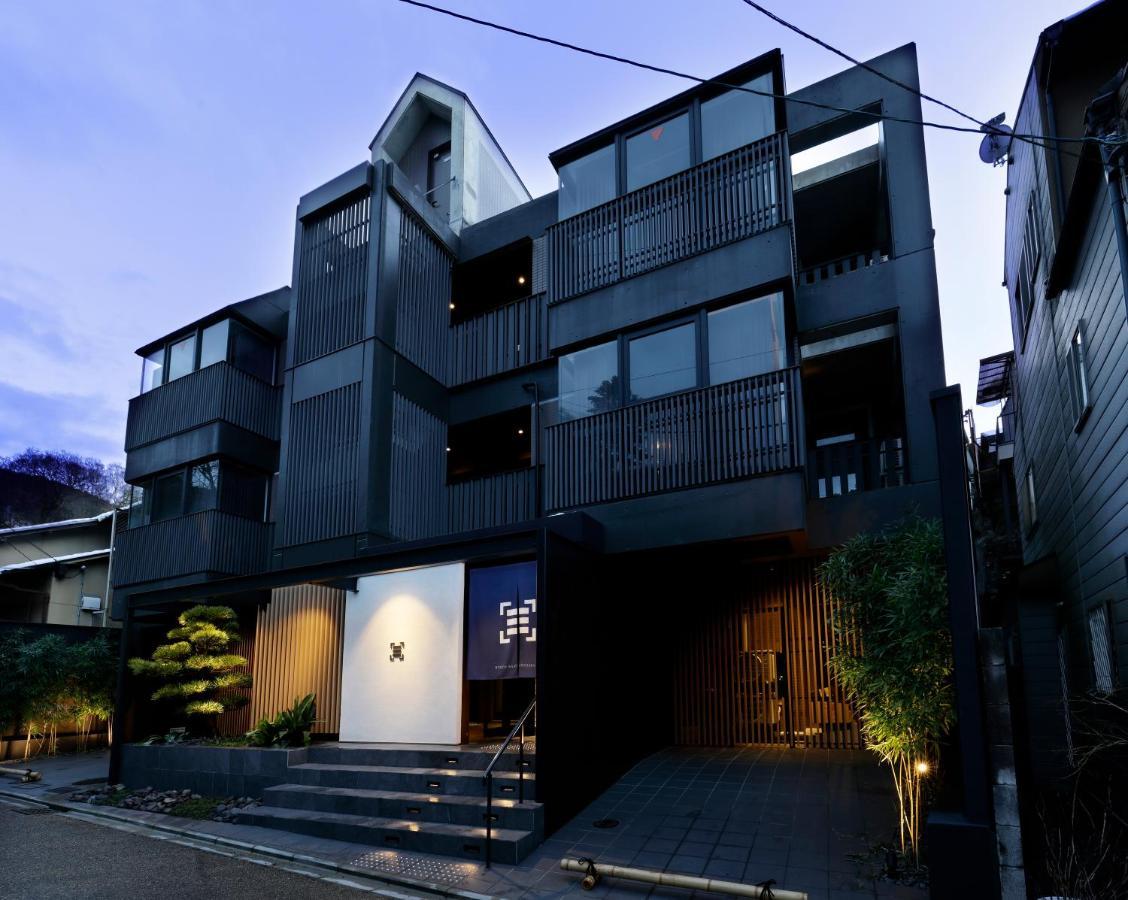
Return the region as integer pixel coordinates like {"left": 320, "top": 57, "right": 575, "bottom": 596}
{"left": 349, "top": 849, "right": 479, "bottom": 885}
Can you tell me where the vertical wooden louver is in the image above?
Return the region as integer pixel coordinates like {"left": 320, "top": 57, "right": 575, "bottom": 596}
{"left": 249, "top": 585, "right": 346, "bottom": 735}
{"left": 395, "top": 203, "right": 453, "bottom": 384}
{"left": 672, "top": 558, "right": 861, "bottom": 749}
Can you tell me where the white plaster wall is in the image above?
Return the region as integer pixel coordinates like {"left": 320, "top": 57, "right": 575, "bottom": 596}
{"left": 339, "top": 563, "right": 465, "bottom": 744}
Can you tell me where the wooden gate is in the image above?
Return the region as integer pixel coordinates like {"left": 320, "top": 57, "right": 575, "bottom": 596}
{"left": 672, "top": 558, "right": 861, "bottom": 749}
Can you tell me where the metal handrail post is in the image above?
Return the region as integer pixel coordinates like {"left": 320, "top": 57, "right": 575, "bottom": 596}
{"left": 485, "top": 771, "right": 493, "bottom": 868}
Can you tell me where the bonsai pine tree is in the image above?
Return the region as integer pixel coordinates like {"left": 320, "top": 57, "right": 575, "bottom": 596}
{"left": 128, "top": 604, "right": 251, "bottom": 725}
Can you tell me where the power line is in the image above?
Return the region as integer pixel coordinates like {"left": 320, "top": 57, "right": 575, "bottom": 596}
{"left": 735, "top": 0, "right": 1078, "bottom": 157}
{"left": 394, "top": 0, "right": 1117, "bottom": 150}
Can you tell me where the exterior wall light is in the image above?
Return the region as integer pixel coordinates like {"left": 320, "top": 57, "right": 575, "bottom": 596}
{"left": 915, "top": 760, "right": 930, "bottom": 776}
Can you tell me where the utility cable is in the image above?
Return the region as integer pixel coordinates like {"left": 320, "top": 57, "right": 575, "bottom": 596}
{"left": 394, "top": 0, "right": 1123, "bottom": 151}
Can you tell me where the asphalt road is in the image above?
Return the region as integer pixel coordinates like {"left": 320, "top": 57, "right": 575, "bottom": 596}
{"left": 0, "top": 799, "right": 417, "bottom": 900}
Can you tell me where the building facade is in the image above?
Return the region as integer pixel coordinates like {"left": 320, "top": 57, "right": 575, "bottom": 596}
{"left": 978, "top": 0, "right": 1128, "bottom": 784}
{"left": 112, "top": 45, "right": 949, "bottom": 859}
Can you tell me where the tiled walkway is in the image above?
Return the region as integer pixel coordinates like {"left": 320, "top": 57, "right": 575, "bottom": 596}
{"left": 473, "top": 746, "right": 920, "bottom": 900}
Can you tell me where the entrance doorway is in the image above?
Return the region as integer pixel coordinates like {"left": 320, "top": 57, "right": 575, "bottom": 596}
{"left": 672, "top": 558, "right": 860, "bottom": 749}
{"left": 466, "top": 678, "right": 535, "bottom": 744}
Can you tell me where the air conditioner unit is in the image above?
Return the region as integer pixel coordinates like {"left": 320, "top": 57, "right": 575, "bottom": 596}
{"left": 80, "top": 595, "right": 104, "bottom": 612}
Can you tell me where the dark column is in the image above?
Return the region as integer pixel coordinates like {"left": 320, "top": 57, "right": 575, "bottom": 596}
{"left": 926, "top": 385, "right": 999, "bottom": 899}
{"left": 107, "top": 600, "right": 135, "bottom": 785}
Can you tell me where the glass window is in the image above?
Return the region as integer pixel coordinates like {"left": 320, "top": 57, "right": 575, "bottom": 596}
{"left": 1024, "top": 466, "right": 1038, "bottom": 531}
{"left": 707, "top": 293, "right": 786, "bottom": 384}
{"left": 629, "top": 323, "right": 697, "bottom": 400}
{"left": 186, "top": 461, "right": 219, "bottom": 513}
{"left": 141, "top": 349, "right": 164, "bottom": 393}
{"left": 626, "top": 113, "right": 691, "bottom": 191}
{"left": 558, "top": 341, "right": 620, "bottom": 420}
{"left": 166, "top": 335, "right": 196, "bottom": 382}
{"left": 127, "top": 482, "right": 150, "bottom": 528}
{"left": 199, "top": 320, "right": 229, "bottom": 370}
{"left": 1068, "top": 323, "right": 1091, "bottom": 427}
{"left": 701, "top": 73, "right": 776, "bottom": 160}
{"left": 558, "top": 144, "right": 617, "bottom": 219}
{"left": 151, "top": 472, "right": 185, "bottom": 522}
{"left": 230, "top": 323, "right": 274, "bottom": 383}
{"left": 1088, "top": 604, "right": 1116, "bottom": 694}
{"left": 220, "top": 464, "right": 268, "bottom": 520}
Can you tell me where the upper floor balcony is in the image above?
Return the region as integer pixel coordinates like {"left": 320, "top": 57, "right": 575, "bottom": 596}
{"left": 546, "top": 132, "right": 793, "bottom": 306}
{"left": 112, "top": 509, "right": 272, "bottom": 588}
{"left": 544, "top": 366, "right": 802, "bottom": 511}
{"left": 124, "top": 362, "right": 282, "bottom": 452}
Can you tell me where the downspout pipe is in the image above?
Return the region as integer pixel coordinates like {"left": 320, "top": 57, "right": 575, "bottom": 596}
{"left": 1086, "top": 69, "right": 1128, "bottom": 323}
{"left": 1099, "top": 141, "right": 1128, "bottom": 323}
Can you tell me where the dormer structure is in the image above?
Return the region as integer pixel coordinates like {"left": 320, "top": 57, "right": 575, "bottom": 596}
{"left": 370, "top": 74, "right": 530, "bottom": 232}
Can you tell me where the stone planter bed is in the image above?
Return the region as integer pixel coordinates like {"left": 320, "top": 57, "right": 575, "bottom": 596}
{"left": 120, "top": 743, "right": 309, "bottom": 799}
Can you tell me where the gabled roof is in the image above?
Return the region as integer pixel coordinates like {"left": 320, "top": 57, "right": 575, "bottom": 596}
{"left": 0, "top": 548, "right": 111, "bottom": 575}
{"left": 0, "top": 509, "right": 115, "bottom": 538}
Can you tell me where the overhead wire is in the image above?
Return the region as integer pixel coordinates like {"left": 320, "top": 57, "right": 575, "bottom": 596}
{"left": 394, "top": 0, "right": 1121, "bottom": 153}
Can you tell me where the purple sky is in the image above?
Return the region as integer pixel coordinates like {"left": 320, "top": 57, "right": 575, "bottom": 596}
{"left": 0, "top": 0, "right": 1080, "bottom": 464}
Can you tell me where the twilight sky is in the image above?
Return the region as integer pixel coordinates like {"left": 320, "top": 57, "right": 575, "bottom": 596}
{"left": 0, "top": 0, "right": 1082, "bottom": 464}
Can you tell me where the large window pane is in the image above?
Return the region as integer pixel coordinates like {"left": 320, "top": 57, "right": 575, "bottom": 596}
{"left": 151, "top": 472, "right": 184, "bottom": 522}
{"left": 199, "top": 320, "right": 229, "bottom": 369}
{"left": 629, "top": 323, "right": 697, "bottom": 399}
{"left": 166, "top": 335, "right": 196, "bottom": 382}
{"left": 707, "top": 294, "right": 786, "bottom": 384}
{"left": 127, "top": 482, "right": 150, "bottom": 528}
{"left": 220, "top": 464, "right": 268, "bottom": 520}
{"left": 558, "top": 341, "right": 619, "bottom": 420}
{"left": 230, "top": 323, "right": 274, "bottom": 383}
{"left": 558, "top": 144, "right": 617, "bottom": 219}
{"left": 701, "top": 73, "right": 776, "bottom": 160}
{"left": 186, "top": 461, "right": 219, "bottom": 513}
{"left": 626, "top": 113, "right": 690, "bottom": 191}
{"left": 141, "top": 349, "right": 164, "bottom": 393}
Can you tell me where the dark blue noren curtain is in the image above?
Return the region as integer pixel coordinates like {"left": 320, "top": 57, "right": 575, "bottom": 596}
{"left": 466, "top": 561, "right": 537, "bottom": 680}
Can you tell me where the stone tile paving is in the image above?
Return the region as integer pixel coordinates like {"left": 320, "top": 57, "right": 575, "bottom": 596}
{"left": 4, "top": 746, "right": 924, "bottom": 900}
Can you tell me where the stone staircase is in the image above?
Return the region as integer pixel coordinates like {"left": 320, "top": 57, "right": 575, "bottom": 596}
{"left": 236, "top": 744, "right": 542, "bottom": 864}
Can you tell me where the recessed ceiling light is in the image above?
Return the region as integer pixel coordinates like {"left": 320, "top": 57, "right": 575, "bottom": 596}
{"left": 517, "top": 275, "right": 526, "bottom": 285}
{"left": 449, "top": 302, "right": 456, "bottom": 310}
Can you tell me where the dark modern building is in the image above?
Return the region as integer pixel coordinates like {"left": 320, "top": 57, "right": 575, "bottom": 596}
{"left": 112, "top": 44, "right": 950, "bottom": 862}
{"left": 976, "top": 0, "right": 1127, "bottom": 791}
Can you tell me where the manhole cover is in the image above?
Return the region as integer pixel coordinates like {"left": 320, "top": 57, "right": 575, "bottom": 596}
{"left": 592, "top": 818, "right": 619, "bottom": 829}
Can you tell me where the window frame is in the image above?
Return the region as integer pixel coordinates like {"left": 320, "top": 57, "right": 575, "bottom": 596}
{"left": 1023, "top": 464, "right": 1039, "bottom": 534}
{"left": 138, "top": 316, "right": 276, "bottom": 394}
{"left": 1087, "top": 600, "right": 1117, "bottom": 694}
{"left": 556, "top": 291, "right": 790, "bottom": 418}
{"left": 1067, "top": 321, "right": 1092, "bottom": 432}
{"left": 1016, "top": 196, "right": 1041, "bottom": 350}
{"left": 125, "top": 460, "right": 271, "bottom": 527}
{"left": 621, "top": 107, "right": 698, "bottom": 195}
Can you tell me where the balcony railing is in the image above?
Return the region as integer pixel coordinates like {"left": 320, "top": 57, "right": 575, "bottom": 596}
{"left": 113, "top": 510, "right": 272, "bottom": 587}
{"left": 448, "top": 467, "right": 539, "bottom": 533}
{"left": 808, "top": 437, "right": 905, "bottom": 499}
{"left": 125, "top": 363, "right": 281, "bottom": 451}
{"left": 547, "top": 132, "right": 792, "bottom": 305}
{"left": 799, "top": 249, "right": 890, "bottom": 286}
{"left": 448, "top": 293, "right": 548, "bottom": 386}
{"left": 545, "top": 367, "right": 802, "bottom": 511}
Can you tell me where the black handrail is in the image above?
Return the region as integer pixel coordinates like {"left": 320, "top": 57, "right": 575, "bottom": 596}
{"left": 483, "top": 695, "right": 536, "bottom": 868}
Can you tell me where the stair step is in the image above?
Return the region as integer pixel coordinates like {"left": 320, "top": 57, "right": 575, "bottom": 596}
{"left": 289, "top": 763, "right": 535, "bottom": 796}
{"left": 263, "top": 783, "right": 542, "bottom": 830}
{"left": 236, "top": 805, "right": 537, "bottom": 864}
{"left": 306, "top": 744, "right": 535, "bottom": 773}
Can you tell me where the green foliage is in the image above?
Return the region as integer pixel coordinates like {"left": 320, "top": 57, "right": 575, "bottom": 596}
{"left": 0, "top": 629, "right": 118, "bottom": 758}
{"left": 128, "top": 604, "right": 250, "bottom": 730}
{"left": 247, "top": 693, "right": 317, "bottom": 748}
{"left": 819, "top": 515, "right": 954, "bottom": 863}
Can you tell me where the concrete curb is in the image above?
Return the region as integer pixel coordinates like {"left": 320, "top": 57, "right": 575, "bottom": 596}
{"left": 0, "top": 787, "right": 498, "bottom": 900}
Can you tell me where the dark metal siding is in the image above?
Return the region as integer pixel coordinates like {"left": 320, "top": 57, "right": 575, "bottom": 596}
{"left": 395, "top": 204, "right": 453, "bottom": 384}
{"left": 125, "top": 363, "right": 281, "bottom": 450}
{"left": 448, "top": 468, "right": 537, "bottom": 533}
{"left": 448, "top": 292, "right": 547, "bottom": 386}
{"left": 388, "top": 392, "right": 447, "bottom": 541}
{"left": 281, "top": 383, "right": 362, "bottom": 545}
{"left": 293, "top": 193, "right": 371, "bottom": 365}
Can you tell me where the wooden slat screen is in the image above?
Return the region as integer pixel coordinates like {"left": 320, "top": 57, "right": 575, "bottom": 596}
{"left": 547, "top": 132, "right": 791, "bottom": 304}
{"left": 249, "top": 585, "right": 346, "bottom": 736}
{"left": 673, "top": 558, "right": 861, "bottom": 749}
{"left": 545, "top": 367, "right": 801, "bottom": 511}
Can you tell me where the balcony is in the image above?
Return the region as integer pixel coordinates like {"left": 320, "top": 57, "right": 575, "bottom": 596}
{"left": 448, "top": 468, "right": 539, "bottom": 532}
{"left": 113, "top": 510, "right": 272, "bottom": 587}
{"left": 808, "top": 437, "right": 905, "bottom": 499}
{"left": 545, "top": 368, "right": 802, "bottom": 511}
{"left": 125, "top": 363, "right": 281, "bottom": 451}
{"left": 448, "top": 293, "right": 548, "bottom": 386}
{"left": 546, "top": 132, "right": 792, "bottom": 305}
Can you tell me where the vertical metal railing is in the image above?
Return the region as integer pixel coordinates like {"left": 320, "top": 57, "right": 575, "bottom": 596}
{"left": 447, "top": 293, "right": 548, "bottom": 386}
{"left": 544, "top": 367, "right": 802, "bottom": 511}
{"left": 483, "top": 695, "right": 536, "bottom": 869}
{"left": 547, "top": 132, "right": 790, "bottom": 304}
{"left": 808, "top": 436, "right": 906, "bottom": 499}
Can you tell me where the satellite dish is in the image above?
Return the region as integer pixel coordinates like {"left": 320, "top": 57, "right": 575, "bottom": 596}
{"left": 979, "top": 113, "right": 1012, "bottom": 166}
